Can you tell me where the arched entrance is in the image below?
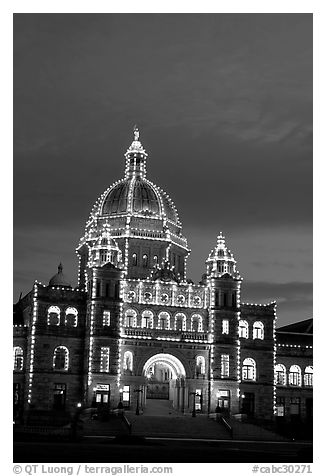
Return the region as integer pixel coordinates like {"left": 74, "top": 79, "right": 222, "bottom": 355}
{"left": 142, "top": 353, "right": 187, "bottom": 412}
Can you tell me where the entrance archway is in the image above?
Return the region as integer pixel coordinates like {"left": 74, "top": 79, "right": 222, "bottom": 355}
{"left": 142, "top": 353, "right": 187, "bottom": 412}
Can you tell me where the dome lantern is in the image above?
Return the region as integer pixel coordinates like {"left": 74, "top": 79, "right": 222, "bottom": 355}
{"left": 124, "top": 125, "right": 148, "bottom": 179}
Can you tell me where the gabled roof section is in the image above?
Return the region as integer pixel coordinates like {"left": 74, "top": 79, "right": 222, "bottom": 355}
{"left": 277, "top": 318, "right": 313, "bottom": 334}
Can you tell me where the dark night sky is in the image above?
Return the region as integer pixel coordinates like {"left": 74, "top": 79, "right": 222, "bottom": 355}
{"left": 13, "top": 13, "right": 312, "bottom": 327}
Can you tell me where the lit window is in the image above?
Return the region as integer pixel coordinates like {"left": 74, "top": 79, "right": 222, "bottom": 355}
{"left": 276, "top": 396, "right": 285, "bottom": 417}
{"left": 239, "top": 320, "right": 249, "bottom": 339}
{"left": 13, "top": 346, "right": 23, "bottom": 371}
{"left": 221, "top": 354, "right": 229, "bottom": 378}
{"left": 122, "top": 385, "right": 130, "bottom": 406}
{"left": 253, "top": 321, "right": 264, "bottom": 340}
{"left": 142, "top": 254, "right": 148, "bottom": 267}
{"left": 275, "top": 364, "right": 286, "bottom": 385}
{"left": 100, "top": 347, "right": 110, "bottom": 373}
{"left": 196, "top": 356, "right": 205, "bottom": 375}
{"left": 53, "top": 346, "right": 69, "bottom": 371}
{"left": 158, "top": 312, "right": 170, "bottom": 330}
{"left": 153, "top": 255, "right": 158, "bottom": 266}
{"left": 191, "top": 314, "right": 203, "bottom": 332}
{"left": 65, "top": 307, "right": 78, "bottom": 327}
{"left": 53, "top": 383, "right": 66, "bottom": 410}
{"left": 141, "top": 310, "right": 153, "bottom": 328}
{"left": 47, "top": 305, "right": 60, "bottom": 326}
{"left": 175, "top": 313, "right": 186, "bottom": 331}
{"left": 304, "top": 366, "right": 313, "bottom": 387}
{"left": 100, "top": 250, "right": 108, "bottom": 263}
{"left": 123, "top": 351, "right": 133, "bottom": 372}
{"left": 288, "top": 365, "right": 302, "bottom": 386}
{"left": 125, "top": 309, "right": 137, "bottom": 327}
{"left": 242, "top": 358, "right": 256, "bottom": 381}
{"left": 132, "top": 253, "right": 138, "bottom": 266}
{"left": 103, "top": 310, "right": 111, "bottom": 326}
{"left": 222, "top": 319, "right": 229, "bottom": 335}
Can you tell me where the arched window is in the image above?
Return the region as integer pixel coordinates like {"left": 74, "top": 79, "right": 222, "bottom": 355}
{"left": 196, "top": 356, "right": 205, "bottom": 375}
{"left": 158, "top": 312, "right": 170, "bottom": 330}
{"left": 175, "top": 313, "right": 186, "bottom": 331}
{"left": 13, "top": 346, "right": 23, "bottom": 371}
{"left": 142, "top": 254, "right": 148, "bottom": 268}
{"left": 191, "top": 314, "right": 203, "bottom": 332}
{"left": 100, "top": 250, "right": 108, "bottom": 263}
{"left": 304, "top": 366, "right": 313, "bottom": 387}
{"left": 253, "top": 321, "right": 264, "bottom": 340}
{"left": 65, "top": 307, "right": 78, "bottom": 327}
{"left": 47, "top": 305, "right": 61, "bottom": 326}
{"left": 153, "top": 255, "right": 158, "bottom": 266}
{"left": 288, "top": 365, "right": 302, "bottom": 386}
{"left": 123, "top": 351, "right": 133, "bottom": 372}
{"left": 132, "top": 253, "right": 138, "bottom": 266}
{"left": 275, "top": 364, "right": 287, "bottom": 385}
{"left": 53, "top": 346, "right": 69, "bottom": 371}
{"left": 239, "top": 320, "right": 249, "bottom": 339}
{"left": 125, "top": 309, "right": 137, "bottom": 327}
{"left": 242, "top": 358, "right": 256, "bottom": 381}
{"left": 141, "top": 310, "right": 154, "bottom": 328}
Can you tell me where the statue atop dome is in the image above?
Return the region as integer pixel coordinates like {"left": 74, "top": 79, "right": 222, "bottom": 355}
{"left": 133, "top": 125, "right": 140, "bottom": 141}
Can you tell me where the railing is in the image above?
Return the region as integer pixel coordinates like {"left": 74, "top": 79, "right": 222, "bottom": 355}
{"left": 220, "top": 416, "right": 233, "bottom": 439}
{"left": 121, "top": 413, "right": 132, "bottom": 435}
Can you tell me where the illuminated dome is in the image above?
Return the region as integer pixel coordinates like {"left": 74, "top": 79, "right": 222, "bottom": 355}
{"left": 101, "top": 178, "right": 179, "bottom": 223}
{"left": 77, "top": 126, "right": 189, "bottom": 286}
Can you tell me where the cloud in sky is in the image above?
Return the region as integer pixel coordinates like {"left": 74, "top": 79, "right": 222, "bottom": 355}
{"left": 13, "top": 14, "right": 312, "bottom": 326}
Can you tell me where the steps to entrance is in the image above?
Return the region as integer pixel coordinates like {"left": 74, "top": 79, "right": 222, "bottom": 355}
{"left": 126, "top": 413, "right": 232, "bottom": 439}
{"left": 229, "top": 419, "right": 287, "bottom": 441}
{"left": 126, "top": 400, "right": 231, "bottom": 440}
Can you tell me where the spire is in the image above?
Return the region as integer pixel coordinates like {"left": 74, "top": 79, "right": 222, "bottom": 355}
{"left": 58, "top": 263, "right": 63, "bottom": 273}
{"left": 124, "top": 125, "right": 148, "bottom": 179}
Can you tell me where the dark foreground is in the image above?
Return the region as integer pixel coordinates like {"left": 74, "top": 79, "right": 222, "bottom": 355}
{"left": 14, "top": 437, "right": 312, "bottom": 463}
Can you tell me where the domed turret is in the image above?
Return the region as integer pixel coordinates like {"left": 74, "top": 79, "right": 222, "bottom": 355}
{"left": 77, "top": 127, "right": 189, "bottom": 288}
{"left": 49, "top": 263, "right": 72, "bottom": 288}
{"left": 206, "top": 233, "right": 240, "bottom": 278}
{"left": 88, "top": 223, "right": 122, "bottom": 268}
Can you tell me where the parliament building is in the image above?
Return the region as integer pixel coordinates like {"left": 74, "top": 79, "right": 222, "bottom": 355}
{"left": 13, "top": 128, "right": 313, "bottom": 425}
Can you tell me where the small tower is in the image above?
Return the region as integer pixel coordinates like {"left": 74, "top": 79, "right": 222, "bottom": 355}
{"left": 206, "top": 233, "right": 242, "bottom": 414}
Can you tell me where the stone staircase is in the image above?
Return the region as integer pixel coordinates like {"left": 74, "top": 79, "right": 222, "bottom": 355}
{"left": 126, "top": 413, "right": 231, "bottom": 439}
{"left": 228, "top": 418, "right": 287, "bottom": 441}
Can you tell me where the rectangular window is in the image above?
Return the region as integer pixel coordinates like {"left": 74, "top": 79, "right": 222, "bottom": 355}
{"left": 276, "top": 397, "right": 285, "bottom": 417}
{"left": 290, "top": 397, "right": 301, "bottom": 415}
{"left": 222, "top": 319, "right": 229, "bottom": 334}
{"left": 53, "top": 383, "right": 66, "bottom": 410}
{"left": 221, "top": 354, "right": 230, "bottom": 378}
{"left": 100, "top": 347, "right": 110, "bottom": 372}
{"left": 123, "top": 385, "right": 130, "bottom": 406}
{"left": 103, "top": 310, "right": 111, "bottom": 326}
{"left": 195, "top": 389, "right": 202, "bottom": 411}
